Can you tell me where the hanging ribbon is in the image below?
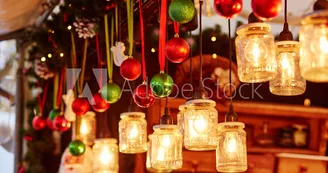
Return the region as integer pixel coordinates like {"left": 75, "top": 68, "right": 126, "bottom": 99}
{"left": 57, "top": 67, "right": 66, "bottom": 107}
{"left": 115, "top": 5, "right": 119, "bottom": 41}
{"left": 95, "top": 34, "right": 103, "bottom": 88}
{"left": 139, "top": 0, "right": 147, "bottom": 81}
{"left": 127, "top": 0, "right": 134, "bottom": 56}
{"left": 174, "top": 22, "right": 180, "bottom": 37}
{"left": 37, "top": 81, "right": 49, "bottom": 114}
{"left": 159, "top": 0, "right": 167, "bottom": 71}
{"left": 53, "top": 73, "right": 59, "bottom": 109}
{"left": 78, "top": 39, "right": 88, "bottom": 95}
{"left": 70, "top": 32, "right": 78, "bottom": 94}
{"left": 104, "top": 14, "right": 113, "bottom": 82}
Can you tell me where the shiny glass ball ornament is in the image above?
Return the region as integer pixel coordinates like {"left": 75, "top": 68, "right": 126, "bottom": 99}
{"left": 92, "top": 93, "right": 110, "bottom": 112}
{"left": 72, "top": 98, "right": 90, "bottom": 116}
{"left": 214, "top": 0, "right": 243, "bottom": 19}
{"left": 101, "top": 83, "right": 121, "bottom": 104}
{"left": 150, "top": 72, "right": 174, "bottom": 98}
{"left": 251, "top": 0, "right": 282, "bottom": 21}
{"left": 69, "top": 140, "right": 86, "bottom": 156}
{"left": 133, "top": 83, "right": 156, "bottom": 108}
{"left": 165, "top": 37, "right": 190, "bottom": 63}
{"left": 32, "top": 116, "right": 46, "bottom": 130}
{"left": 53, "top": 115, "right": 71, "bottom": 132}
{"left": 46, "top": 117, "right": 55, "bottom": 130}
{"left": 120, "top": 58, "right": 141, "bottom": 81}
{"left": 49, "top": 109, "right": 60, "bottom": 121}
{"left": 169, "top": 0, "right": 196, "bottom": 24}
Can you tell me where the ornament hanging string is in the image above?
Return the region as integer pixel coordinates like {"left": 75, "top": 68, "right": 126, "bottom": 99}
{"left": 174, "top": 22, "right": 180, "bottom": 36}
{"left": 104, "top": 14, "right": 113, "bottom": 82}
{"left": 79, "top": 39, "right": 88, "bottom": 95}
{"left": 199, "top": 0, "right": 203, "bottom": 87}
{"left": 37, "top": 81, "right": 49, "bottom": 114}
{"left": 70, "top": 32, "right": 78, "bottom": 91}
{"left": 95, "top": 34, "right": 103, "bottom": 88}
{"left": 127, "top": 0, "right": 134, "bottom": 56}
{"left": 159, "top": 0, "right": 167, "bottom": 71}
{"left": 53, "top": 73, "right": 59, "bottom": 109}
{"left": 57, "top": 67, "right": 66, "bottom": 107}
{"left": 139, "top": 0, "right": 147, "bottom": 81}
{"left": 228, "top": 19, "right": 232, "bottom": 105}
{"left": 115, "top": 5, "right": 119, "bottom": 41}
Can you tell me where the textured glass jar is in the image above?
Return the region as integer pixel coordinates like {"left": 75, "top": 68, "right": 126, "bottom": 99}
{"left": 119, "top": 112, "right": 147, "bottom": 154}
{"left": 235, "top": 23, "right": 277, "bottom": 83}
{"left": 177, "top": 104, "right": 187, "bottom": 135}
{"left": 299, "top": 11, "right": 328, "bottom": 82}
{"left": 270, "top": 41, "right": 306, "bottom": 96}
{"left": 147, "top": 135, "right": 172, "bottom": 173}
{"left": 183, "top": 99, "right": 218, "bottom": 151}
{"left": 150, "top": 125, "right": 183, "bottom": 170}
{"left": 93, "top": 138, "right": 119, "bottom": 173}
{"left": 80, "top": 111, "right": 96, "bottom": 145}
{"left": 216, "top": 122, "right": 247, "bottom": 172}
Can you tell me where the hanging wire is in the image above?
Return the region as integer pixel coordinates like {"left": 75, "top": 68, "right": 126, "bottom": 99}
{"left": 189, "top": 31, "right": 193, "bottom": 99}
{"left": 199, "top": 0, "right": 203, "bottom": 87}
{"left": 228, "top": 19, "right": 232, "bottom": 105}
{"left": 284, "top": 0, "right": 287, "bottom": 24}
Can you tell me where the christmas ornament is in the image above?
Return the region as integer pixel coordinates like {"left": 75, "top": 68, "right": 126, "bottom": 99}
{"left": 49, "top": 109, "right": 60, "bottom": 121}
{"left": 120, "top": 58, "right": 141, "bottom": 81}
{"left": 169, "top": 0, "right": 196, "bottom": 24}
{"left": 133, "top": 83, "right": 156, "bottom": 108}
{"left": 165, "top": 37, "right": 190, "bottom": 63}
{"left": 32, "top": 116, "right": 46, "bottom": 130}
{"left": 47, "top": 117, "right": 55, "bottom": 129}
{"left": 111, "top": 42, "right": 128, "bottom": 67}
{"left": 73, "top": 18, "right": 98, "bottom": 39}
{"left": 214, "top": 0, "right": 243, "bottom": 19}
{"left": 62, "top": 90, "right": 76, "bottom": 122}
{"left": 53, "top": 115, "right": 71, "bottom": 132}
{"left": 34, "top": 59, "right": 54, "bottom": 79}
{"left": 92, "top": 93, "right": 110, "bottom": 112}
{"left": 69, "top": 140, "right": 86, "bottom": 156}
{"left": 150, "top": 73, "right": 174, "bottom": 97}
{"left": 101, "top": 83, "right": 121, "bottom": 104}
{"left": 251, "top": 0, "right": 282, "bottom": 21}
{"left": 72, "top": 98, "right": 90, "bottom": 116}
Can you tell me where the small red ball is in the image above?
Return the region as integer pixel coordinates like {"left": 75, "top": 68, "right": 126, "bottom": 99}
{"left": 214, "top": 0, "right": 242, "bottom": 19}
{"left": 53, "top": 115, "right": 71, "bottom": 132}
{"left": 46, "top": 117, "right": 55, "bottom": 130}
{"left": 92, "top": 93, "right": 110, "bottom": 112}
{"left": 133, "top": 83, "right": 156, "bottom": 108}
{"left": 72, "top": 98, "right": 90, "bottom": 116}
{"left": 120, "top": 58, "right": 141, "bottom": 81}
{"left": 165, "top": 37, "right": 190, "bottom": 63}
{"left": 32, "top": 116, "right": 46, "bottom": 130}
{"left": 251, "top": 0, "right": 282, "bottom": 21}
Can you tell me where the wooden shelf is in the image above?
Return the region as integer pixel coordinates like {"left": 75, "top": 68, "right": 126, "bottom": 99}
{"left": 248, "top": 146, "right": 320, "bottom": 155}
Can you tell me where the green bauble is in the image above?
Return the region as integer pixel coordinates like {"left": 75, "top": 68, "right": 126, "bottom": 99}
{"left": 150, "top": 73, "right": 174, "bottom": 98}
{"left": 49, "top": 109, "right": 60, "bottom": 121}
{"left": 101, "top": 82, "right": 121, "bottom": 104}
{"left": 169, "top": 0, "right": 195, "bottom": 24}
{"left": 69, "top": 140, "right": 86, "bottom": 156}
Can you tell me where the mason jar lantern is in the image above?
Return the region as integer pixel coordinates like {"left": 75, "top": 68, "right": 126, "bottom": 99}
{"left": 79, "top": 111, "right": 96, "bottom": 145}
{"left": 119, "top": 112, "right": 147, "bottom": 154}
{"left": 93, "top": 138, "right": 119, "bottom": 173}
{"left": 147, "top": 134, "right": 172, "bottom": 173}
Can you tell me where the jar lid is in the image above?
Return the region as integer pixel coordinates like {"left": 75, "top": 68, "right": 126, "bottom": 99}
{"left": 236, "top": 22, "right": 271, "bottom": 34}
{"left": 276, "top": 40, "right": 300, "bottom": 46}
{"left": 218, "top": 122, "right": 245, "bottom": 129}
{"left": 302, "top": 10, "right": 328, "bottom": 25}
{"left": 95, "top": 138, "right": 117, "bottom": 143}
{"left": 178, "top": 104, "right": 186, "bottom": 110}
{"left": 120, "top": 112, "right": 145, "bottom": 119}
{"left": 186, "top": 99, "right": 216, "bottom": 107}
{"left": 153, "top": 124, "right": 180, "bottom": 130}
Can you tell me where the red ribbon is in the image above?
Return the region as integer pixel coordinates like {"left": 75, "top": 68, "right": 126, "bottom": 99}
{"left": 159, "top": 0, "right": 167, "bottom": 71}
{"left": 139, "top": 0, "right": 147, "bottom": 81}
{"left": 37, "top": 81, "right": 49, "bottom": 114}
{"left": 174, "top": 22, "right": 180, "bottom": 35}
{"left": 96, "top": 34, "right": 103, "bottom": 88}
{"left": 56, "top": 67, "right": 66, "bottom": 107}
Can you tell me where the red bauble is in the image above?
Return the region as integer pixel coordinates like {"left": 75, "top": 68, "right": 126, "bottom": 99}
{"left": 251, "top": 0, "right": 282, "bottom": 21}
{"left": 32, "top": 116, "right": 46, "bottom": 130}
{"left": 53, "top": 115, "right": 71, "bottom": 132}
{"left": 133, "top": 83, "right": 156, "bottom": 108}
{"left": 165, "top": 37, "right": 190, "bottom": 63}
{"left": 214, "top": 0, "right": 242, "bottom": 19}
{"left": 72, "top": 97, "right": 90, "bottom": 116}
{"left": 120, "top": 58, "right": 141, "bottom": 81}
{"left": 92, "top": 93, "right": 110, "bottom": 112}
{"left": 46, "top": 117, "right": 55, "bottom": 130}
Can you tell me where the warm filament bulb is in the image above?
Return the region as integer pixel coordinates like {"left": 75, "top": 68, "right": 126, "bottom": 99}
{"left": 193, "top": 115, "right": 210, "bottom": 134}
{"left": 160, "top": 135, "right": 171, "bottom": 148}
{"left": 244, "top": 37, "right": 268, "bottom": 65}
{"left": 128, "top": 125, "right": 139, "bottom": 139}
{"left": 100, "top": 146, "right": 112, "bottom": 165}
{"left": 80, "top": 121, "right": 89, "bottom": 135}
{"left": 225, "top": 132, "right": 238, "bottom": 153}
{"left": 252, "top": 43, "right": 261, "bottom": 61}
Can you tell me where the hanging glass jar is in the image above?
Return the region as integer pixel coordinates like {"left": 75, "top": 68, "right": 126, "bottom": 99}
{"left": 93, "top": 138, "right": 119, "bottom": 173}
{"left": 235, "top": 23, "right": 277, "bottom": 83}
{"left": 299, "top": 11, "right": 328, "bottom": 82}
{"left": 79, "top": 111, "right": 96, "bottom": 145}
{"left": 216, "top": 122, "right": 247, "bottom": 172}
{"left": 269, "top": 41, "right": 306, "bottom": 96}
{"left": 183, "top": 99, "right": 218, "bottom": 151}
{"left": 177, "top": 104, "right": 187, "bottom": 135}
{"left": 147, "top": 134, "right": 172, "bottom": 173}
{"left": 150, "top": 125, "right": 183, "bottom": 170}
{"left": 119, "top": 112, "right": 147, "bottom": 154}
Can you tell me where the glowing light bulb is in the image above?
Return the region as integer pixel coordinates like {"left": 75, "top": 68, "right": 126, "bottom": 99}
{"left": 47, "top": 53, "right": 52, "bottom": 58}
{"left": 279, "top": 52, "right": 295, "bottom": 79}
{"left": 244, "top": 37, "right": 268, "bottom": 65}
{"left": 128, "top": 124, "right": 139, "bottom": 139}
{"left": 100, "top": 146, "right": 113, "bottom": 165}
{"left": 311, "top": 28, "right": 328, "bottom": 55}
{"left": 226, "top": 132, "right": 238, "bottom": 153}
{"left": 192, "top": 115, "right": 211, "bottom": 134}
{"left": 41, "top": 57, "right": 46, "bottom": 62}
{"left": 60, "top": 53, "right": 64, "bottom": 57}
{"left": 80, "top": 121, "right": 89, "bottom": 135}
{"left": 67, "top": 25, "right": 72, "bottom": 30}
{"left": 213, "top": 53, "right": 217, "bottom": 59}
{"left": 211, "top": 36, "right": 217, "bottom": 42}
{"left": 157, "top": 147, "right": 165, "bottom": 161}
{"left": 160, "top": 135, "right": 171, "bottom": 148}
{"left": 151, "top": 48, "right": 156, "bottom": 53}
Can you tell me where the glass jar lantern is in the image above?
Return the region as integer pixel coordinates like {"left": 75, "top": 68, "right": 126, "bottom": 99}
{"left": 183, "top": 99, "right": 218, "bottom": 151}
{"left": 119, "top": 112, "right": 147, "bottom": 154}
{"left": 147, "top": 134, "right": 172, "bottom": 173}
{"left": 269, "top": 41, "right": 306, "bottom": 96}
{"left": 80, "top": 111, "right": 96, "bottom": 145}
{"left": 177, "top": 104, "right": 187, "bottom": 135}
{"left": 299, "top": 11, "right": 328, "bottom": 82}
{"left": 93, "top": 138, "right": 119, "bottom": 173}
{"left": 150, "top": 125, "right": 183, "bottom": 170}
{"left": 235, "top": 23, "right": 277, "bottom": 83}
{"left": 216, "top": 122, "right": 247, "bottom": 172}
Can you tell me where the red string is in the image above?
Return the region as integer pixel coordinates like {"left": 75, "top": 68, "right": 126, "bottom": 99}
{"left": 139, "top": 0, "right": 146, "bottom": 81}
{"left": 174, "top": 22, "right": 180, "bottom": 34}
{"left": 159, "top": 0, "right": 167, "bottom": 71}
{"left": 96, "top": 34, "right": 103, "bottom": 88}
{"left": 56, "top": 67, "right": 65, "bottom": 107}
{"left": 37, "top": 81, "right": 49, "bottom": 114}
